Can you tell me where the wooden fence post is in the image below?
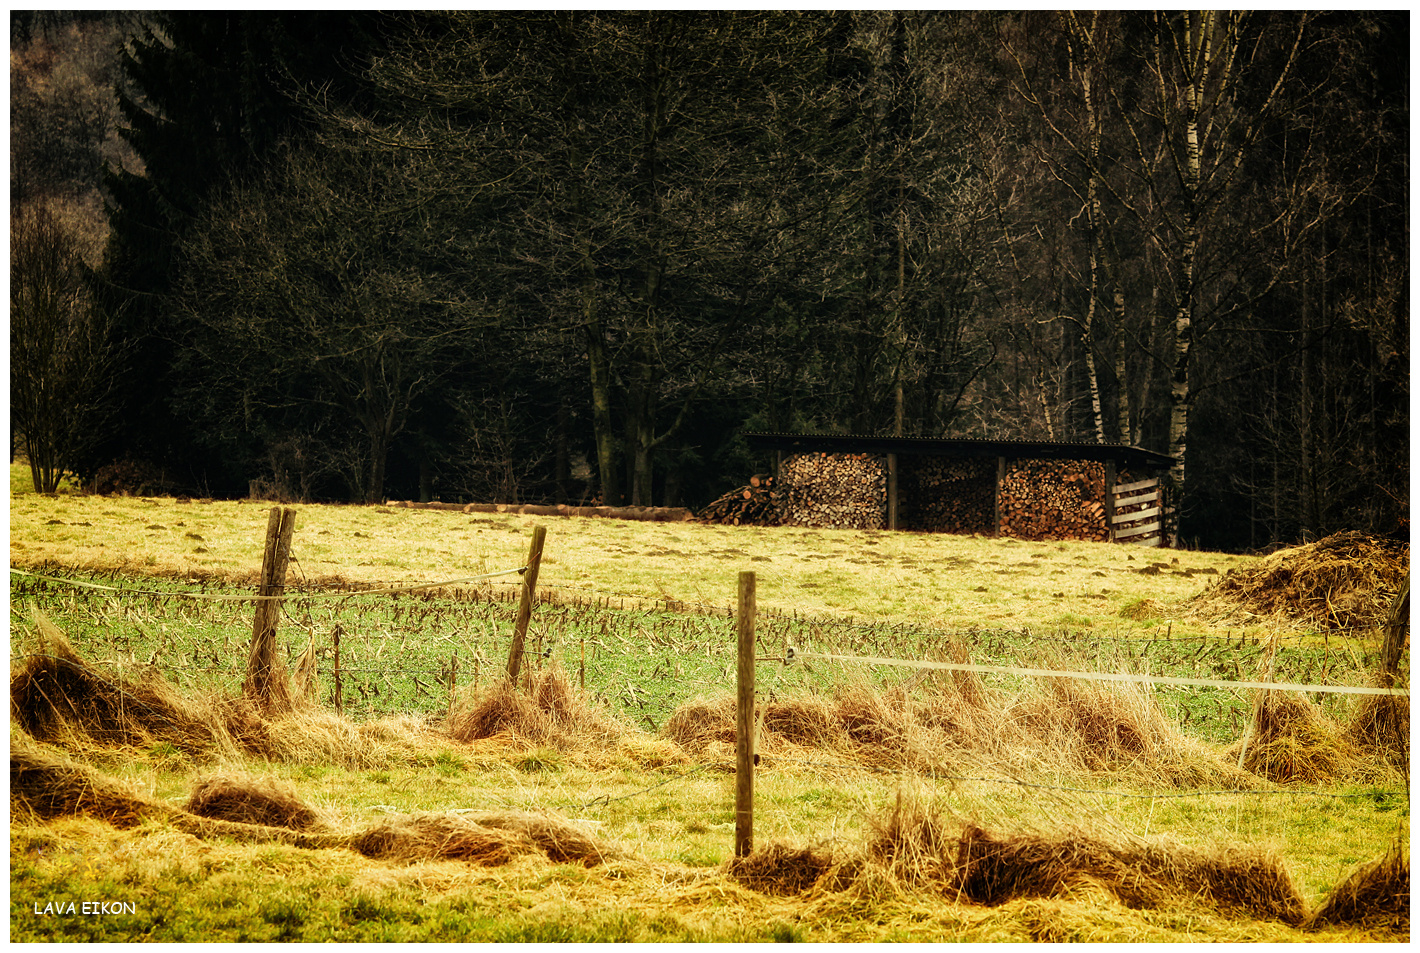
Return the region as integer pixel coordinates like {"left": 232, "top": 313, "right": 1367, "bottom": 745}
{"left": 332, "top": 623, "right": 343, "bottom": 716}
{"left": 1378, "top": 582, "right": 1410, "bottom": 689}
{"left": 448, "top": 651, "right": 458, "bottom": 717}
{"left": 506, "top": 525, "right": 547, "bottom": 685}
{"left": 735, "top": 570, "right": 757, "bottom": 859}
{"left": 244, "top": 506, "right": 296, "bottom": 713}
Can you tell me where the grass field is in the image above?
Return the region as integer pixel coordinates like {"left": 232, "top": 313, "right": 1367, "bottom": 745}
{"left": 9, "top": 475, "right": 1410, "bottom": 942}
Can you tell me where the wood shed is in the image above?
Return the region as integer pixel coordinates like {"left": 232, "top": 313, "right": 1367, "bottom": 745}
{"left": 744, "top": 433, "right": 1176, "bottom": 546}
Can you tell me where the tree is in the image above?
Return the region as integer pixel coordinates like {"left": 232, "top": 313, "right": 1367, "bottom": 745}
{"left": 10, "top": 203, "right": 121, "bottom": 492}
{"left": 99, "top": 13, "right": 387, "bottom": 490}
{"left": 175, "top": 146, "right": 476, "bottom": 503}
{"left": 347, "top": 11, "right": 860, "bottom": 505}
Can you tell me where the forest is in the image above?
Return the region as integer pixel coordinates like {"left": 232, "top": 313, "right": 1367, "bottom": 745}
{"left": 9, "top": 11, "right": 1409, "bottom": 552}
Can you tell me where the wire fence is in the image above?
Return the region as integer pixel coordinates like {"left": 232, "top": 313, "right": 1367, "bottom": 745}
{"left": 10, "top": 564, "right": 1406, "bottom": 735}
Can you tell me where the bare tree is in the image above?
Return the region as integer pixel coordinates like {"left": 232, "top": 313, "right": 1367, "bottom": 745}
{"left": 10, "top": 202, "right": 121, "bottom": 492}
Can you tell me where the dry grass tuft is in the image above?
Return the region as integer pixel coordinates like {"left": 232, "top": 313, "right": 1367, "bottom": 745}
{"left": 11, "top": 612, "right": 243, "bottom": 754}
{"left": 348, "top": 809, "right": 612, "bottom": 867}
{"left": 349, "top": 812, "right": 532, "bottom": 865}
{"left": 762, "top": 695, "right": 847, "bottom": 750}
{"left": 185, "top": 773, "right": 324, "bottom": 831}
{"left": 1190, "top": 530, "right": 1408, "bottom": 629}
{"left": 1227, "top": 691, "right": 1359, "bottom": 783}
{"left": 262, "top": 709, "right": 441, "bottom": 770}
{"left": 1305, "top": 843, "right": 1410, "bottom": 932}
{"left": 1347, "top": 693, "right": 1409, "bottom": 771}
{"left": 661, "top": 696, "right": 737, "bottom": 752}
{"left": 727, "top": 842, "right": 836, "bottom": 896}
{"left": 833, "top": 683, "right": 913, "bottom": 753}
{"left": 472, "top": 811, "right": 612, "bottom": 866}
{"left": 1014, "top": 673, "right": 1166, "bottom": 771}
{"left": 10, "top": 733, "right": 162, "bottom": 828}
{"left": 446, "top": 663, "right": 626, "bottom": 750}
{"left": 661, "top": 666, "right": 1251, "bottom": 787}
{"left": 952, "top": 824, "right": 1307, "bottom": 924}
{"left": 863, "top": 787, "right": 958, "bottom": 887}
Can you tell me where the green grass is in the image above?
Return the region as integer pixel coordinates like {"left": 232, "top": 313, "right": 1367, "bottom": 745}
{"left": 9, "top": 741, "right": 1408, "bottom": 942}
{"left": 8, "top": 478, "right": 1409, "bottom": 942}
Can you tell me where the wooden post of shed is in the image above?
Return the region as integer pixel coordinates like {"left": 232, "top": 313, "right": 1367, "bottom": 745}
{"left": 1104, "top": 459, "right": 1117, "bottom": 542}
{"left": 993, "top": 456, "right": 1006, "bottom": 536}
{"left": 735, "top": 570, "right": 757, "bottom": 858}
{"left": 886, "top": 453, "right": 899, "bottom": 531}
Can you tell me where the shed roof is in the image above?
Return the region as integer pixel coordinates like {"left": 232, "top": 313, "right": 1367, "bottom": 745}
{"left": 744, "top": 432, "right": 1175, "bottom": 471}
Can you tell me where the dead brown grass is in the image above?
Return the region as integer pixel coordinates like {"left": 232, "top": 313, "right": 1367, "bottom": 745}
{"left": 10, "top": 609, "right": 255, "bottom": 755}
{"left": 349, "top": 812, "right": 531, "bottom": 865}
{"left": 11, "top": 734, "right": 160, "bottom": 828}
{"left": 1227, "top": 691, "right": 1362, "bottom": 784}
{"left": 1347, "top": 692, "right": 1409, "bottom": 771}
{"left": 1191, "top": 530, "right": 1409, "bottom": 629}
{"left": 446, "top": 663, "right": 627, "bottom": 750}
{"left": 951, "top": 823, "right": 1308, "bottom": 925}
{"left": 348, "top": 810, "right": 613, "bottom": 867}
{"left": 727, "top": 842, "right": 836, "bottom": 896}
{"left": 1305, "top": 842, "right": 1410, "bottom": 932}
{"left": 662, "top": 670, "right": 1253, "bottom": 788}
{"left": 471, "top": 811, "right": 613, "bottom": 866}
{"left": 185, "top": 773, "right": 325, "bottom": 831}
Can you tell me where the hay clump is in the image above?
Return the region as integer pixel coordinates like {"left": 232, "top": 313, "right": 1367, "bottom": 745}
{"left": 1227, "top": 691, "right": 1360, "bottom": 783}
{"left": 862, "top": 788, "right": 958, "bottom": 888}
{"left": 1305, "top": 844, "right": 1409, "bottom": 932}
{"left": 471, "top": 810, "right": 612, "bottom": 866}
{"left": 727, "top": 842, "right": 835, "bottom": 896}
{"left": 11, "top": 614, "right": 230, "bottom": 754}
{"left": 951, "top": 824, "right": 1307, "bottom": 924}
{"left": 1347, "top": 693, "right": 1409, "bottom": 771}
{"left": 661, "top": 696, "right": 737, "bottom": 754}
{"left": 10, "top": 611, "right": 273, "bottom": 758}
{"left": 10, "top": 734, "right": 164, "bottom": 828}
{"left": 1190, "top": 530, "right": 1408, "bottom": 629}
{"left": 185, "top": 773, "right": 324, "bottom": 831}
{"left": 349, "top": 812, "right": 532, "bottom": 865}
{"left": 262, "top": 709, "right": 439, "bottom": 770}
{"left": 447, "top": 664, "right": 626, "bottom": 750}
{"left": 762, "top": 695, "right": 847, "bottom": 750}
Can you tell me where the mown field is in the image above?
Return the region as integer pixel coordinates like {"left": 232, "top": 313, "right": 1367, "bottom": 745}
{"left": 9, "top": 478, "right": 1410, "bottom": 942}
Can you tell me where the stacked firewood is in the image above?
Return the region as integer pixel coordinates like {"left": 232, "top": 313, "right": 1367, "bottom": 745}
{"left": 778, "top": 453, "right": 887, "bottom": 529}
{"left": 696, "top": 474, "right": 782, "bottom": 526}
{"left": 997, "top": 459, "right": 1110, "bottom": 541}
{"left": 899, "top": 457, "right": 995, "bottom": 533}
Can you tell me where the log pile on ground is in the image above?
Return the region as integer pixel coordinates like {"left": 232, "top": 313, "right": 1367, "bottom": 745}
{"left": 1190, "top": 530, "right": 1410, "bottom": 630}
{"left": 898, "top": 457, "right": 995, "bottom": 533}
{"left": 778, "top": 452, "right": 887, "bottom": 530}
{"left": 997, "top": 459, "right": 1109, "bottom": 542}
{"left": 696, "top": 474, "right": 782, "bottom": 526}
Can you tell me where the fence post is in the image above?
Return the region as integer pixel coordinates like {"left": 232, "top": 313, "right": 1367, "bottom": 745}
{"left": 506, "top": 524, "right": 547, "bottom": 685}
{"left": 332, "top": 623, "right": 343, "bottom": 716}
{"left": 735, "top": 570, "right": 756, "bottom": 858}
{"left": 448, "top": 651, "right": 458, "bottom": 717}
{"left": 244, "top": 506, "right": 296, "bottom": 713}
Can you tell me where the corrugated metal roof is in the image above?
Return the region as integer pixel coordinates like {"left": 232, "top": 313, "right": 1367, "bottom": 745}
{"left": 743, "top": 432, "right": 1175, "bottom": 470}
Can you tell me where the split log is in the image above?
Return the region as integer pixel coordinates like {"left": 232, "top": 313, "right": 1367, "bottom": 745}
{"left": 777, "top": 453, "right": 887, "bottom": 530}
{"left": 697, "top": 476, "right": 782, "bottom": 526}
{"left": 997, "top": 459, "right": 1111, "bottom": 542}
